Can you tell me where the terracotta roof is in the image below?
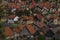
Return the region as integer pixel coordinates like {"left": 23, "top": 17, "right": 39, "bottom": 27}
{"left": 29, "top": 16, "right": 34, "bottom": 21}
{"left": 31, "top": 1, "right": 36, "bottom": 6}
{"left": 8, "top": 15, "right": 15, "bottom": 19}
{"left": 22, "top": 16, "right": 29, "bottom": 19}
{"left": 37, "top": 14, "right": 43, "bottom": 20}
{"left": 13, "top": 27, "right": 20, "bottom": 33}
{"left": 4, "top": 27, "right": 13, "bottom": 37}
{"left": 18, "top": 24, "right": 36, "bottom": 35}
{"left": 15, "top": 5, "right": 19, "bottom": 9}
{"left": 8, "top": 3, "right": 15, "bottom": 8}
{"left": 44, "top": 2, "right": 50, "bottom": 8}
{"left": 3, "top": 24, "right": 37, "bottom": 36}
{"left": 22, "top": 16, "right": 34, "bottom": 21}
{"left": 50, "top": 15, "right": 59, "bottom": 19}
{"left": 26, "top": 25, "right": 36, "bottom": 34}
{"left": 18, "top": 25, "right": 25, "bottom": 31}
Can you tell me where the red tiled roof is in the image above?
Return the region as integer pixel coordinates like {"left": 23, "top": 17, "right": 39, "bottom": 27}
{"left": 50, "top": 15, "right": 59, "bottom": 19}
{"left": 13, "top": 27, "right": 20, "bottom": 33}
{"left": 18, "top": 24, "right": 36, "bottom": 35}
{"left": 8, "top": 15, "right": 15, "bottom": 19}
{"left": 29, "top": 16, "right": 34, "bottom": 21}
{"left": 26, "top": 25, "right": 36, "bottom": 34}
{"left": 4, "top": 27, "right": 13, "bottom": 37}
{"left": 15, "top": 5, "right": 19, "bottom": 9}
{"left": 8, "top": 3, "right": 15, "bottom": 8}
{"left": 4, "top": 24, "right": 36, "bottom": 36}
{"left": 22, "top": 16, "right": 34, "bottom": 21}
{"left": 18, "top": 25, "right": 25, "bottom": 31}
{"left": 44, "top": 2, "right": 50, "bottom": 8}
{"left": 22, "top": 16, "right": 29, "bottom": 19}
{"left": 37, "top": 14, "right": 43, "bottom": 20}
{"left": 31, "top": 1, "right": 36, "bottom": 6}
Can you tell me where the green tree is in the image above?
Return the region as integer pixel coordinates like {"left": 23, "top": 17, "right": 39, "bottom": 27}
{"left": 38, "top": 34, "right": 45, "bottom": 40}
{"left": 0, "top": 21, "right": 6, "bottom": 40}
{"left": 0, "top": 0, "right": 6, "bottom": 40}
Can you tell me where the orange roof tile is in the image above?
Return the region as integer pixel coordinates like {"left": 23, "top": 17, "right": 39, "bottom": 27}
{"left": 8, "top": 15, "right": 15, "bottom": 19}
{"left": 18, "top": 25, "right": 25, "bottom": 31}
{"left": 50, "top": 15, "right": 59, "bottom": 19}
{"left": 37, "top": 14, "right": 43, "bottom": 20}
{"left": 44, "top": 2, "right": 50, "bottom": 8}
{"left": 13, "top": 27, "right": 20, "bottom": 33}
{"left": 4, "top": 27, "right": 13, "bottom": 37}
{"left": 29, "top": 16, "right": 34, "bottom": 21}
{"left": 26, "top": 25, "right": 36, "bottom": 34}
{"left": 22, "top": 16, "right": 29, "bottom": 19}
{"left": 15, "top": 5, "right": 19, "bottom": 9}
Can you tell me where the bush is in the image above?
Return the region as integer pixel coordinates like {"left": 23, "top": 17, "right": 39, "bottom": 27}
{"left": 38, "top": 34, "right": 45, "bottom": 40}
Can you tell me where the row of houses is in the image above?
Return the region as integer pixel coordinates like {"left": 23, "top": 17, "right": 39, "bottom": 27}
{"left": 4, "top": 24, "right": 44, "bottom": 40}
{"left": 1, "top": 0, "right": 60, "bottom": 40}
